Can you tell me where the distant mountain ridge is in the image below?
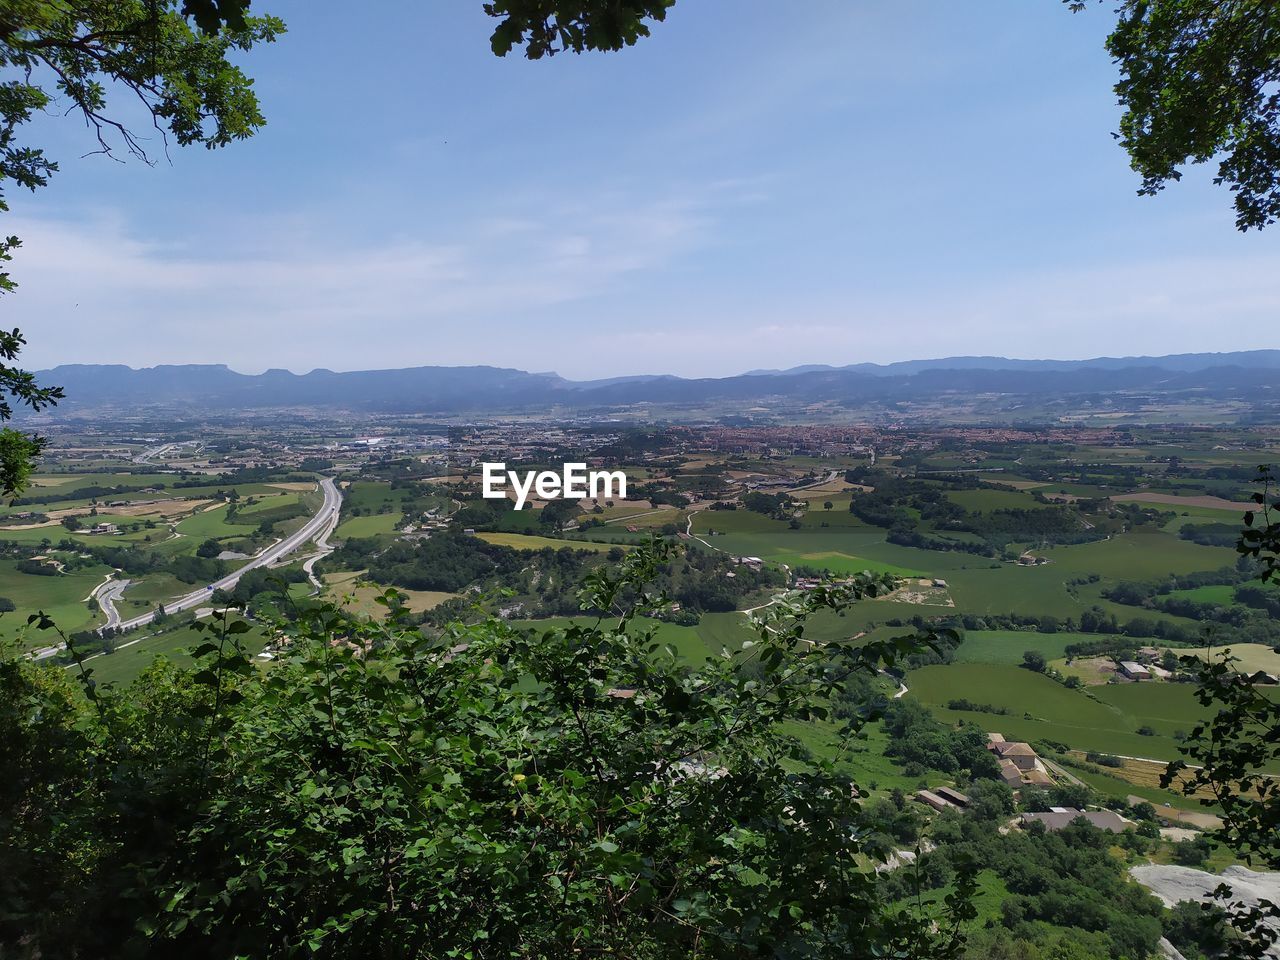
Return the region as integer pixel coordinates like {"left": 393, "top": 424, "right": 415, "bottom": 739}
{"left": 742, "top": 350, "right": 1280, "bottom": 377}
{"left": 24, "top": 350, "right": 1280, "bottom": 417}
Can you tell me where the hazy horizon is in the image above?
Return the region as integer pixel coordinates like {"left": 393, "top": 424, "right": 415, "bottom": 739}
{"left": 31, "top": 347, "right": 1280, "bottom": 382}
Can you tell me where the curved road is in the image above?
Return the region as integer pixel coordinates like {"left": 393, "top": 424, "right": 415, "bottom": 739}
{"left": 101, "top": 476, "right": 342, "bottom": 634}
{"left": 96, "top": 579, "right": 132, "bottom": 631}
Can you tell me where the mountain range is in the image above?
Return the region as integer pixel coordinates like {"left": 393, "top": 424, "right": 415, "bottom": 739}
{"left": 23, "top": 350, "right": 1280, "bottom": 418}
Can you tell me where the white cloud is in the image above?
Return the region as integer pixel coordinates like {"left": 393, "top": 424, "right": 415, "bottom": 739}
{"left": 8, "top": 200, "right": 1280, "bottom": 380}
{"left": 6, "top": 189, "right": 716, "bottom": 373}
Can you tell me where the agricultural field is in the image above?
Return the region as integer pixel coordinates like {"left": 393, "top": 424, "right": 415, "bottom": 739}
{"left": 909, "top": 663, "right": 1205, "bottom": 762}
{"left": 12, "top": 422, "right": 1280, "bottom": 818}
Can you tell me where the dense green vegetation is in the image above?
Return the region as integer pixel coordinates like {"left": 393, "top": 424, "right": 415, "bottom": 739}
{"left": 5, "top": 429, "right": 1280, "bottom": 957}
{"left": 1, "top": 546, "right": 975, "bottom": 959}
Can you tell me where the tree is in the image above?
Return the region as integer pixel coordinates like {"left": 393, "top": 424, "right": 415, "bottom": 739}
{"left": 824, "top": 500, "right": 833, "bottom": 511}
{"left": 1073, "top": 0, "right": 1280, "bottom": 230}
{"left": 0, "top": 542, "right": 973, "bottom": 957}
{"left": 1022, "top": 650, "right": 1047, "bottom": 673}
{"left": 0, "top": 0, "right": 283, "bottom": 494}
{"left": 1163, "top": 899, "right": 1238, "bottom": 960}
{"left": 966, "top": 779, "right": 1016, "bottom": 821}
{"left": 60, "top": 515, "right": 81, "bottom": 531}
{"left": 195, "top": 537, "right": 222, "bottom": 559}
{"left": 484, "top": 0, "right": 673, "bottom": 59}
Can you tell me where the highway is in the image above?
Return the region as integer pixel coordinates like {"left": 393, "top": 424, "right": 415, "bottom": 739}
{"left": 133, "top": 439, "right": 199, "bottom": 464}
{"left": 100, "top": 476, "right": 343, "bottom": 634}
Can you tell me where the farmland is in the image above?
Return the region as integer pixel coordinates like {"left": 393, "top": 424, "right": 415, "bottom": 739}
{"left": 7, "top": 419, "right": 1280, "bottom": 817}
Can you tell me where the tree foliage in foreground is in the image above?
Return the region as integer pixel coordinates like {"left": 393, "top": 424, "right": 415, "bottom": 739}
{"left": 0, "top": 541, "right": 972, "bottom": 958}
{"left": 1093, "top": 0, "right": 1280, "bottom": 231}
{"left": 483, "top": 0, "right": 673, "bottom": 59}
{"left": 1164, "top": 467, "right": 1280, "bottom": 958}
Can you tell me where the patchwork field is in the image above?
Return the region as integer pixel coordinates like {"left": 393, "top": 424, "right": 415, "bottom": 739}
{"left": 908, "top": 663, "right": 1201, "bottom": 761}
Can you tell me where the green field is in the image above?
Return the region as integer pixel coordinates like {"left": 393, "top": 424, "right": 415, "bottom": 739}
{"left": 953, "top": 630, "right": 1105, "bottom": 666}
{"left": 765, "top": 550, "right": 923, "bottom": 578}
{"left": 908, "top": 663, "right": 1200, "bottom": 761}
{"left": 946, "top": 488, "right": 1036, "bottom": 512}
{"left": 83, "top": 620, "right": 275, "bottom": 686}
{"left": 335, "top": 513, "right": 403, "bottom": 538}
{"left": 174, "top": 504, "right": 258, "bottom": 541}
{"left": 1166, "top": 583, "right": 1236, "bottom": 605}
{"left": 476, "top": 532, "right": 623, "bottom": 553}
{"left": 0, "top": 560, "right": 108, "bottom": 649}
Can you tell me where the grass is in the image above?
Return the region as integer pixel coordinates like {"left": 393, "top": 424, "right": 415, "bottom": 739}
{"left": 946, "top": 488, "right": 1035, "bottom": 512}
{"left": 476, "top": 532, "right": 623, "bottom": 553}
{"left": 236, "top": 492, "right": 305, "bottom": 519}
{"left": 1045, "top": 531, "right": 1238, "bottom": 580}
{"left": 781, "top": 717, "right": 939, "bottom": 793}
{"left": 85, "top": 620, "right": 273, "bottom": 686}
{"left": 1166, "top": 584, "right": 1236, "bottom": 605}
{"left": 766, "top": 550, "right": 923, "bottom": 577}
{"left": 953, "top": 630, "right": 1104, "bottom": 666}
{"left": 117, "top": 574, "right": 190, "bottom": 608}
{"left": 693, "top": 510, "right": 788, "bottom": 536}
{"left": 335, "top": 513, "right": 402, "bottom": 538}
{"left": 174, "top": 504, "right": 257, "bottom": 541}
{"left": 0, "top": 559, "right": 108, "bottom": 649}
{"left": 904, "top": 870, "right": 1012, "bottom": 926}
{"left": 908, "top": 663, "right": 1196, "bottom": 761}
{"left": 1193, "top": 642, "right": 1280, "bottom": 675}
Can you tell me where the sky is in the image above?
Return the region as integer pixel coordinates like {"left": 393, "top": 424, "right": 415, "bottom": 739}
{"left": 8, "top": 0, "right": 1280, "bottom": 379}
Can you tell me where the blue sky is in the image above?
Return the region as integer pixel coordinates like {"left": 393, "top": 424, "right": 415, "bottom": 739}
{"left": 9, "top": 0, "right": 1280, "bottom": 378}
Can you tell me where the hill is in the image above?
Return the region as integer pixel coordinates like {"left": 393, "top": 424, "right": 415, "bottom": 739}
{"left": 24, "top": 350, "right": 1280, "bottom": 419}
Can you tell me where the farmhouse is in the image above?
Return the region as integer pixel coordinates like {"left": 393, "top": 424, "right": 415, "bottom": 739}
{"left": 1120, "top": 661, "right": 1151, "bottom": 681}
{"left": 989, "top": 739, "right": 1039, "bottom": 772}
{"left": 934, "top": 787, "right": 969, "bottom": 808}
{"left": 915, "top": 790, "right": 958, "bottom": 813}
{"left": 89, "top": 522, "right": 119, "bottom": 535}
{"left": 988, "top": 734, "right": 1056, "bottom": 787}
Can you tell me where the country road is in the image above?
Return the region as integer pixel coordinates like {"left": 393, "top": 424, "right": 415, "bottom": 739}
{"left": 89, "top": 476, "right": 343, "bottom": 637}
{"left": 96, "top": 578, "right": 132, "bottom": 630}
